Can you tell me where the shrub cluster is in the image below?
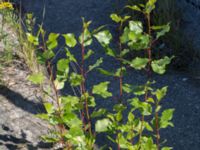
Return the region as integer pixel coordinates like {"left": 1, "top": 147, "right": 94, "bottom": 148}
{"left": 1, "top": 0, "right": 175, "bottom": 149}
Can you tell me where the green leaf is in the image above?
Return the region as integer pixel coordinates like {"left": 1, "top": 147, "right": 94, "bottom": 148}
{"left": 110, "top": 13, "right": 122, "bottom": 23}
{"left": 63, "top": 113, "right": 79, "bottom": 125}
{"left": 65, "top": 48, "right": 77, "bottom": 62}
{"left": 91, "top": 109, "right": 107, "bottom": 118}
{"left": 42, "top": 49, "right": 55, "bottom": 59}
{"left": 152, "top": 23, "right": 170, "bottom": 39}
{"left": 122, "top": 84, "right": 146, "bottom": 95}
{"left": 104, "top": 46, "right": 116, "bottom": 57}
{"left": 61, "top": 95, "right": 80, "bottom": 107}
{"left": 122, "top": 84, "right": 132, "bottom": 93}
{"left": 128, "top": 57, "right": 149, "bottom": 70}
{"left": 69, "top": 126, "right": 84, "bottom": 137}
{"left": 95, "top": 118, "right": 111, "bottom": 132}
{"left": 145, "top": 0, "right": 157, "bottom": 14}
{"left": 160, "top": 109, "right": 175, "bottom": 129}
{"left": 41, "top": 135, "right": 59, "bottom": 143}
{"left": 27, "top": 73, "right": 45, "bottom": 84}
{"left": 122, "top": 16, "right": 131, "bottom": 22}
{"left": 47, "top": 41, "right": 58, "bottom": 50}
{"left": 140, "top": 102, "right": 152, "bottom": 116}
{"left": 92, "top": 82, "right": 112, "bottom": 98}
{"left": 81, "top": 93, "right": 96, "bottom": 107}
{"left": 113, "top": 104, "right": 126, "bottom": 112}
{"left": 36, "top": 113, "right": 49, "bottom": 120}
{"left": 54, "top": 79, "right": 65, "bottom": 90}
{"left": 44, "top": 103, "right": 54, "bottom": 114}
{"left": 144, "top": 122, "right": 153, "bottom": 131}
{"left": 162, "top": 147, "right": 173, "bottom": 150}
{"left": 126, "top": 5, "right": 142, "bottom": 12}
{"left": 97, "top": 68, "right": 114, "bottom": 76}
{"left": 26, "top": 33, "right": 39, "bottom": 46}
{"left": 118, "top": 133, "right": 130, "bottom": 149}
{"left": 129, "top": 21, "right": 143, "bottom": 34}
{"left": 84, "top": 49, "right": 94, "bottom": 60}
{"left": 88, "top": 57, "right": 103, "bottom": 72}
{"left": 62, "top": 33, "right": 77, "bottom": 47}
{"left": 47, "top": 33, "right": 59, "bottom": 42}
{"left": 79, "top": 29, "right": 92, "bottom": 47}
{"left": 114, "top": 67, "right": 126, "bottom": 77}
{"left": 57, "top": 59, "right": 70, "bottom": 72}
{"left": 47, "top": 33, "right": 59, "bottom": 50}
{"left": 69, "top": 73, "right": 83, "bottom": 87}
{"left": 94, "top": 30, "right": 112, "bottom": 45}
{"left": 82, "top": 17, "right": 92, "bottom": 29}
{"left": 120, "top": 27, "right": 130, "bottom": 44}
{"left": 128, "top": 33, "right": 150, "bottom": 50}
{"left": 141, "top": 137, "right": 157, "bottom": 150}
{"left": 155, "top": 86, "right": 168, "bottom": 102}
{"left": 155, "top": 105, "right": 162, "bottom": 112}
{"left": 129, "top": 98, "right": 152, "bottom": 116}
{"left": 151, "top": 56, "right": 174, "bottom": 74}
{"left": 120, "top": 49, "right": 130, "bottom": 57}
{"left": 128, "top": 112, "right": 135, "bottom": 122}
{"left": 147, "top": 97, "right": 155, "bottom": 103}
{"left": 116, "top": 111, "right": 123, "bottom": 122}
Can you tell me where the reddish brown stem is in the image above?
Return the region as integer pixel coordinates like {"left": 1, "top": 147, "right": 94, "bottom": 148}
{"left": 146, "top": 12, "right": 160, "bottom": 150}
{"left": 118, "top": 22, "right": 123, "bottom": 103}
{"left": 46, "top": 61, "right": 70, "bottom": 148}
{"left": 80, "top": 27, "right": 92, "bottom": 137}
{"left": 155, "top": 107, "right": 160, "bottom": 150}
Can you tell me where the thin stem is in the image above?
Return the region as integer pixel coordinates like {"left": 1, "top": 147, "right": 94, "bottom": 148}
{"left": 138, "top": 12, "right": 153, "bottom": 149}
{"left": 46, "top": 61, "right": 69, "bottom": 148}
{"left": 80, "top": 27, "right": 93, "bottom": 141}
{"left": 146, "top": 12, "right": 160, "bottom": 150}
{"left": 138, "top": 87, "right": 148, "bottom": 150}
{"left": 155, "top": 102, "right": 160, "bottom": 150}
{"left": 118, "top": 22, "right": 123, "bottom": 103}
{"left": 146, "top": 13, "right": 152, "bottom": 78}
{"left": 41, "top": 31, "right": 68, "bottom": 147}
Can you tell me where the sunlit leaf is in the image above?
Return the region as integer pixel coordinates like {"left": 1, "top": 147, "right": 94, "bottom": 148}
{"left": 69, "top": 73, "right": 83, "bottom": 87}
{"left": 160, "top": 109, "right": 175, "bottom": 129}
{"left": 110, "top": 13, "right": 122, "bottom": 23}
{"left": 91, "top": 109, "right": 107, "bottom": 118}
{"left": 92, "top": 82, "right": 112, "bottom": 98}
{"left": 151, "top": 56, "right": 174, "bottom": 74}
{"left": 128, "top": 57, "right": 149, "bottom": 70}
{"left": 126, "top": 5, "right": 142, "bottom": 12}
{"left": 57, "top": 59, "right": 70, "bottom": 72}
{"left": 129, "top": 21, "right": 143, "bottom": 34}
{"left": 88, "top": 57, "right": 103, "bottom": 72}
{"left": 145, "top": 0, "right": 157, "bottom": 14}
{"left": 95, "top": 118, "right": 111, "bottom": 132}
{"left": 154, "top": 86, "right": 168, "bottom": 102}
{"left": 26, "top": 33, "right": 39, "bottom": 46}
{"left": 120, "top": 27, "right": 130, "bottom": 44}
{"left": 152, "top": 23, "right": 170, "bottom": 39}
{"left": 63, "top": 33, "right": 77, "bottom": 47}
{"left": 79, "top": 29, "right": 93, "bottom": 46}
{"left": 84, "top": 49, "right": 94, "bottom": 60}
{"left": 47, "top": 33, "right": 59, "bottom": 50}
{"left": 27, "top": 73, "right": 45, "bottom": 84}
{"left": 44, "top": 102, "right": 54, "bottom": 114}
{"left": 65, "top": 48, "right": 77, "bottom": 62}
{"left": 94, "top": 30, "right": 112, "bottom": 45}
{"left": 97, "top": 68, "right": 114, "bottom": 76}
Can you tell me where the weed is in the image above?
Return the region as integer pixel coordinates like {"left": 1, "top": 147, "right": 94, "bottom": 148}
{"left": 26, "top": 1, "right": 175, "bottom": 150}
